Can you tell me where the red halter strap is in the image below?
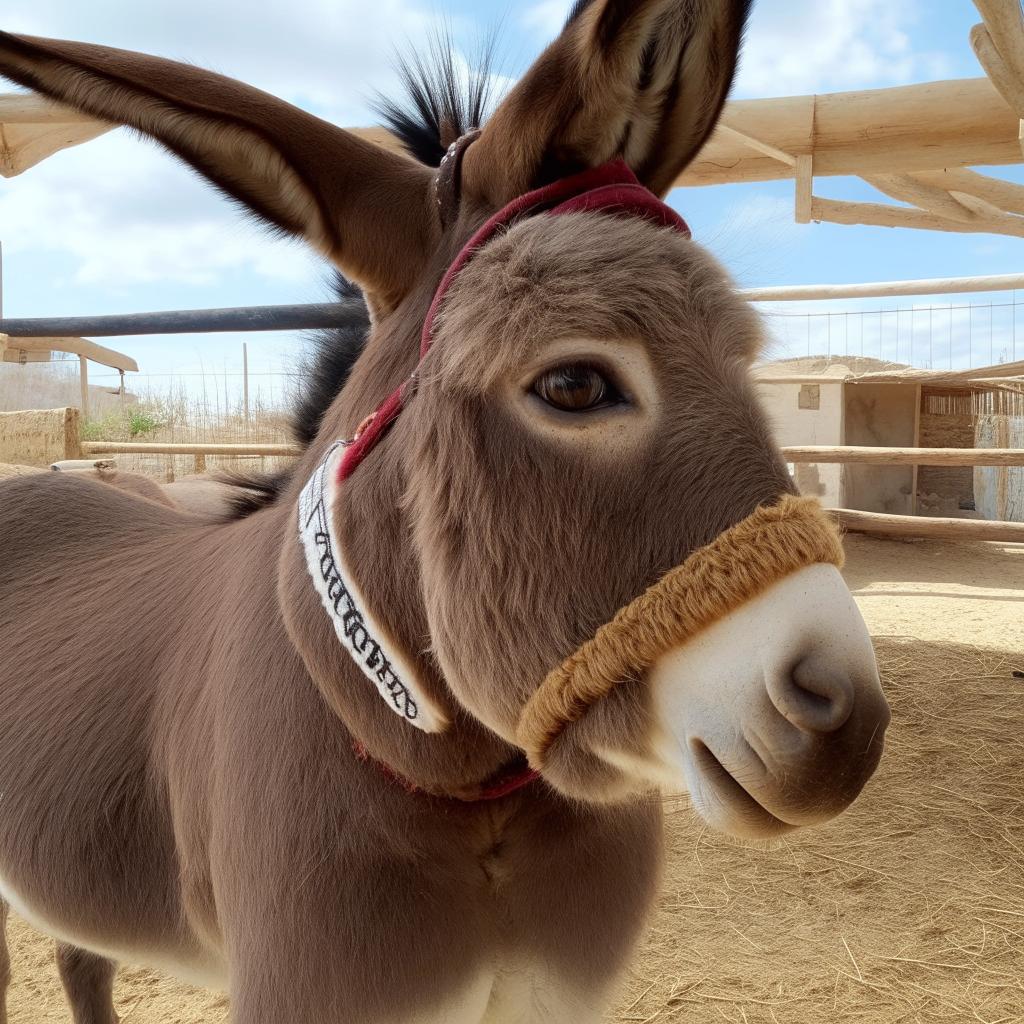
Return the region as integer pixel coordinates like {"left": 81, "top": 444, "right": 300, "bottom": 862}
{"left": 335, "top": 159, "right": 689, "bottom": 802}
{"left": 336, "top": 159, "right": 690, "bottom": 483}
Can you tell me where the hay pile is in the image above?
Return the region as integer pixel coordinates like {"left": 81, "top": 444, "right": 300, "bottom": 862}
{"left": 0, "top": 408, "right": 78, "bottom": 466}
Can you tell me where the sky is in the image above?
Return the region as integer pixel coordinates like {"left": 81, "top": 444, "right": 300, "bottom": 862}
{"left": 1, "top": 0, "right": 1022, "bottom": 403}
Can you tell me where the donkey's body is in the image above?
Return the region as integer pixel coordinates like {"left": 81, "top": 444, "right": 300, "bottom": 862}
{"left": 0, "top": 3, "right": 890, "bottom": 1021}
{"left": 0, "top": 472, "right": 658, "bottom": 1021}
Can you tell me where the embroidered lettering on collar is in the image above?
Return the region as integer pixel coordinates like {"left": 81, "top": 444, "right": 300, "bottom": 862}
{"left": 298, "top": 443, "right": 448, "bottom": 733}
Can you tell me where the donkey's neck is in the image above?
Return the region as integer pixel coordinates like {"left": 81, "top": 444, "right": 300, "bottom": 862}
{"left": 276, "top": 432, "right": 518, "bottom": 800}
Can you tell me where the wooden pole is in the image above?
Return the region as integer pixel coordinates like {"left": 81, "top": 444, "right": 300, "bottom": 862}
{"left": 971, "top": 23, "right": 1024, "bottom": 118}
{"left": 77, "top": 441, "right": 1024, "bottom": 467}
{"left": 81, "top": 440, "right": 302, "bottom": 457}
{"left": 809, "top": 195, "right": 1024, "bottom": 237}
{"left": 243, "top": 342, "right": 250, "bottom": 425}
{"left": 973, "top": 0, "right": 1024, "bottom": 102}
{"left": 8, "top": 78, "right": 1022, "bottom": 188}
{"left": 832, "top": 507, "right": 1024, "bottom": 542}
{"left": 683, "top": 78, "right": 1021, "bottom": 187}
{"left": 78, "top": 355, "right": 89, "bottom": 420}
{"left": 784, "top": 446, "right": 1024, "bottom": 466}
{"left": 862, "top": 173, "right": 978, "bottom": 222}
{"left": 911, "top": 168, "right": 1024, "bottom": 215}
{"left": 63, "top": 407, "right": 81, "bottom": 459}
{"left": 742, "top": 272, "right": 1024, "bottom": 302}
{"left": 911, "top": 384, "right": 922, "bottom": 515}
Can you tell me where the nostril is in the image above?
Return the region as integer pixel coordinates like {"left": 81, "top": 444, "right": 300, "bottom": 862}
{"left": 767, "top": 656, "right": 856, "bottom": 734}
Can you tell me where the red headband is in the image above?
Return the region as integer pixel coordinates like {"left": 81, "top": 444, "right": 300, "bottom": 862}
{"left": 337, "top": 158, "right": 690, "bottom": 481}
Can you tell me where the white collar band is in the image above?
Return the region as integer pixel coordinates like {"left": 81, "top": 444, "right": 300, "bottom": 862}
{"left": 298, "top": 442, "right": 449, "bottom": 733}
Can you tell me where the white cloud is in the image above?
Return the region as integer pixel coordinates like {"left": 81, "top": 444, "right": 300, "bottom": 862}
{"left": 522, "top": 0, "right": 951, "bottom": 96}
{"left": 0, "top": 130, "right": 322, "bottom": 288}
{"left": 0, "top": 0, "right": 969, "bottom": 314}
{"left": 0, "top": 0, "right": 478, "bottom": 295}
{"left": 4, "top": 0, "right": 445, "bottom": 126}
{"left": 736, "top": 0, "right": 951, "bottom": 97}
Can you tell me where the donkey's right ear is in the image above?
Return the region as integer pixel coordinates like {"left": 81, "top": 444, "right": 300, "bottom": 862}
{"left": 0, "top": 32, "right": 439, "bottom": 310}
{"left": 462, "top": 0, "right": 752, "bottom": 205}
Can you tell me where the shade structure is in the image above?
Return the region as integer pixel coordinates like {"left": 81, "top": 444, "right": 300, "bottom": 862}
{"left": 0, "top": 93, "right": 112, "bottom": 177}
{"left": 2, "top": 0, "right": 1024, "bottom": 234}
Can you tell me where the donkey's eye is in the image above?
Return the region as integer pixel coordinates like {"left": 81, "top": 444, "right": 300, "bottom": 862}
{"left": 533, "top": 364, "right": 621, "bottom": 412}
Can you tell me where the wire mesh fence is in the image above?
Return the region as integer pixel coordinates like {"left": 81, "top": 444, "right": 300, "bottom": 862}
{"left": 758, "top": 292, "right": 1024, "bottom": 370}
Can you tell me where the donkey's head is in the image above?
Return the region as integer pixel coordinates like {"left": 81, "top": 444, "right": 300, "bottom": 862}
{"left": 0, "top": 0, "right": 888, "bottom": 837}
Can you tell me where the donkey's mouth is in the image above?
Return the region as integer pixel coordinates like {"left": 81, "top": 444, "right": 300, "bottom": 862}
{"left": 682, "top": 739, "right": 797, "bottom": 838}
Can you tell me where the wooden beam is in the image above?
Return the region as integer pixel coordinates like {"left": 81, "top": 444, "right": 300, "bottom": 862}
{"left": 862, "top": 174, "right": 978, "bottom": 222}
{"left": 973, "top": 0, "right": 1024, "bottom": 94}
{"left": 910, "top": 168, "right": 1024, "bottom": 215}
{"left": 911, "top": 384, "right": 922, "bottom": 516}
{"left": 0, "top": 95, "right": 113, "bottom": 177}
{"left": 784, "top": 446, "right": 1024, "bottom": 466}
{"left": 680, "top": 78, "right": 1021, "bottom": 186}
{"left": 6, "top": 78, "right": 1021, "bottom": 189}
{"left": 743, "top": 272, "right": 1024, "bottom": 302}
{"left": 3, "top": 335, "right": 138, "bottom": 373}
{"left": 971, "top": 22, "right": 1024, "bottom": 117}
{"left": 81, "top": 441, "right": 302, "bottom": 457}
{"left": 715, "top": 124, "right": 796, "bottom": 166}
{"left": 794, "top": 155, "right": 813, "bottom": 224}
{"left": 832, "top": 507, "right": 1024, "bottom": 543}
{"left": 948, "top": 188, "right": 1011, "bottom": 221}
{"left": 809, "top": 196, "right": 1024, "bottom": 237}
{"left": 0, "top": 332, "right": 51, "bottom": 363}
{"left": 78, "top": 355, "right": 89, "bottom": 420}
{"left": 0, "top": 94, "right": 103, "bottom": 124}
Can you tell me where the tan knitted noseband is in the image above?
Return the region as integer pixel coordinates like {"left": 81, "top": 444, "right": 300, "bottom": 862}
{"left": 516, "top": 495, "right": 845, "bottom": 766}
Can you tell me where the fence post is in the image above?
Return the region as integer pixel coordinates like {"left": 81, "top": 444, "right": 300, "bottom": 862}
{"left": 64, "top": 406, "right": 82, "bottom": 459}
{"left": 78, "top": 355, "right": 89, "bottom": 420}
{"left": 194, "top": 453, "right": 207, "bottom": 474}
{"left": 243, "top": 342, "right": 250, "bottom": 426}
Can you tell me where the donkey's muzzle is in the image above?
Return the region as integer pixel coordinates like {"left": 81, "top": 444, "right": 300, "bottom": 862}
{"left": 516, "top": 495, "right": 889, "bottom": 834}
{"left": 517, "top": 494, "right": 849, "bottom": 764}
{"left": 650, "top": 562, "right": 889, "bottom": 837}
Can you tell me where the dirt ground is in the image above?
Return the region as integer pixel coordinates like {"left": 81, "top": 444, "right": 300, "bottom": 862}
{"left": 5, "top": 533, "right": 1024, "bottom": 1023}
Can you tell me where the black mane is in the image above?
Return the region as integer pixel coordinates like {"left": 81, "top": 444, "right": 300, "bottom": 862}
{"left": 223, "top": 38, "right": 497, "bottom": 517}
{"left": 373, "top": 33, "right": 498, "bottom": 167}
{"left": 290, "top": 274, "right": 371, "bottom": 447}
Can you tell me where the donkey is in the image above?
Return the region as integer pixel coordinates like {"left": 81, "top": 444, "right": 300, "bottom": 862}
{"left": 0, "top": 3, "right": 890, "bottom": 1022}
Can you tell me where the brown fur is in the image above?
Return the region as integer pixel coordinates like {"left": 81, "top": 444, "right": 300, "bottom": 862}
{"left": 0, "top": 4, "right": 885, "bottom": 1022}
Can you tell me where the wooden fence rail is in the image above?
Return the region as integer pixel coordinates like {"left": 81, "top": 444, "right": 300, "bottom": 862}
{"left": 81, "top": 442, "right": 1024, "bottom": 466}
{"left": 783, "top": 445, "right": 1024, "bottom": 466}
{"left": 831, "top": 508, "right": 1024, "bottom": 542}
{"left": 78, "top": 439, "right": 1024, "bottom": 541}
{"left": 81, "top": 440, "right": 302, "bottom": 457}
{"left": 7, "top": 270, "right": 1024, "bottom": 338}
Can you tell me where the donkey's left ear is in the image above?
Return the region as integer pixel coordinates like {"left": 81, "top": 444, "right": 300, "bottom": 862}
{"left": 0, "top": 32, "right": 439, "bottom": 310}
{"left": 462, "top": 0, "right": 752, "bottom": 203}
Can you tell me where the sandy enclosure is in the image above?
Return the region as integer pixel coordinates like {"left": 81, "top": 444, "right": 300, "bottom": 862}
{"left": 5, "top": 534, "right": 1024, "bottom": 1023}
